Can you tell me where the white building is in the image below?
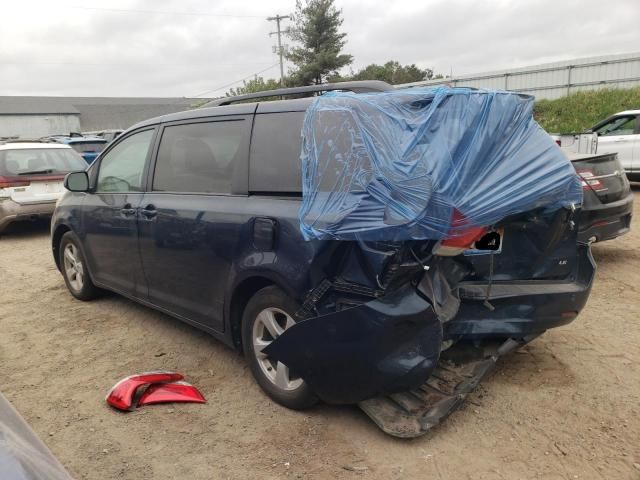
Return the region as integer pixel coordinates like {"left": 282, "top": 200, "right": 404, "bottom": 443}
{"left": 0, "top": 98, "right": 81, "bottom": 139}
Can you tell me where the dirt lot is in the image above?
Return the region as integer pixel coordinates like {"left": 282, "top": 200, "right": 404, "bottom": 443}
{"left": 1, "top": 191, "right": 639, "bottom": 480}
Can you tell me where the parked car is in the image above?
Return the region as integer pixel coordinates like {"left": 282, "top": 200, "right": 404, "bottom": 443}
{"left": 0, "top": 141, "right": 86, "bottom": 233}
{"left": 590, "top": 110, "right": 640, "bottom": 181}
{"left": 47, "top": 133, "right": 108, "bottom": 164}
{"left": 51, "top": 82, "right": 594, "bottom": 431}
{"left": 83, "top": 129, "right": 124, "bottom": 143}
{"left": 546, "top": 130, "right": 632, "bottom": 243}
{"left": 571, "top": 152, "right": 633, "bottom": 243}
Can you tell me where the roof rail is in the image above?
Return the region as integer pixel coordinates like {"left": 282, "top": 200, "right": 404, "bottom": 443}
{"left": 202, "top": 80, "right": 393, "bottom": 108}
{"left": 0, "top": 138, "right": 50, "bottom": 144}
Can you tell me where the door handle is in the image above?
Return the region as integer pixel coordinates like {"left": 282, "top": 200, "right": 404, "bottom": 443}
{"left": 613, "top": 138, "right": 627, "bottom": 142}
{"left": 140, "top": 204, "right": 157, "bottom": 219}
{"left": 121, "top": 204, "right": 136, "bottom": 216}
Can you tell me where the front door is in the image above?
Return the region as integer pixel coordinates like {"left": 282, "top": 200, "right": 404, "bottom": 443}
{"left": 595, "top": 114, "right": 639, "bottom": 173}
{"left": 82, "top": 128, "right": 155, "bottom": 296}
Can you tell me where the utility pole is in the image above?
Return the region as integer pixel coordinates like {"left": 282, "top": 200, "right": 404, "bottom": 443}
{"left": 267, "top": 14, "right": 290, "bottom": 87}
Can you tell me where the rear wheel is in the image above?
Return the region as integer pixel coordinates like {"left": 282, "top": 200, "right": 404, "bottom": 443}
{"left": 242, "top": 286, "right": 318, "bottom": 410}
{"left": 60, "top": 232, "right": 99, "bottom": 301}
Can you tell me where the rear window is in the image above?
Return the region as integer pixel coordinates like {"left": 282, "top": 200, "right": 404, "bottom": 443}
{"left": 153, "top": 120, "right": 246, "bottom": 194}
{"left": 70, "top": 142, "right": 107, "bottom": 154}
{"left": 249, "top": 112, "right": 305, "bottom": 193}
{"left": 0, "top": 148, "right": 86, "bottom": 175}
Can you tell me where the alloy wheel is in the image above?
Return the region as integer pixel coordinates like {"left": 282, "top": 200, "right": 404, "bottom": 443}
{"left": 63, "top": 243, "right": 84, "bottom": 292}
{"left": 252, "top": 307, "right": 303, "bottom": 391}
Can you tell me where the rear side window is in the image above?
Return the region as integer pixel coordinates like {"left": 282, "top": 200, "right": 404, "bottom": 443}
{"left": 249, "top": 112, "right": 305, "bottom": 193}
{"left": 153, "top": 120, "right": 245, "bottom": 194}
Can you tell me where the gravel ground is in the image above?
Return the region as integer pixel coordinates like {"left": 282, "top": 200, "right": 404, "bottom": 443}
{"left": 1, "top": 189, "right": 639, "bottom": 480}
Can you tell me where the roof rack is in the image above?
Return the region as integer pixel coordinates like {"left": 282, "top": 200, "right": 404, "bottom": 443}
{"left": 202, "top": 80, "right": 393, "bottom": 108}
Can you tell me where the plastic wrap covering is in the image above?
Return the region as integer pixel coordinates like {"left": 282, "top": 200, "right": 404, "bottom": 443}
{"left": 299, "top": 87, "right": 583, "bottom": 241}
{"left": 0, "top": 393, "right": 73, "bottom": 480}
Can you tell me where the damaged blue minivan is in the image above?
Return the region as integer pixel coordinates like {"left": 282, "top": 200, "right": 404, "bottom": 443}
{"left": 52, "top": 82, "right": 595, "bottom": 436}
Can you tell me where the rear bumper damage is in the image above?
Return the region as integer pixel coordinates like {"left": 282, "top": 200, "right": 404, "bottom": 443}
{"left": 263, "top": 244, "right": 595, "bottom": 406}
{"left": 445, "top": 245, "right": 596, "bottom": 339}
{"left": 263, "top": 283, "right": 443, "bottom": 404}
{"left": 359, "top": 335, "right": 539, "bottom": 438}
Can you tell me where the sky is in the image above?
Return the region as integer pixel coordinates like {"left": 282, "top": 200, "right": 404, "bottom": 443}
{"left": 1, "top": 0, "right": 639, "bottom": 98}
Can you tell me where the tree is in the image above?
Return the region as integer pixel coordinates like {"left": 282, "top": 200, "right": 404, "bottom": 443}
{"left": 226, "top": 76, "right": 281, "bottom": 97}
{"left": 286, "top": 0, "right": 353, "bottom": 85}
{"left": 332, "top": 61, "right": 440, "bottom": 85}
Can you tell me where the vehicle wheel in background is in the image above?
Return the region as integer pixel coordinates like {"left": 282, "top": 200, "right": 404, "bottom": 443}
{"left": 241, "top": 285, "right": 318, "bottom": 410}
{"left": 59, "top": 231, "right": 99, "bottom": 301}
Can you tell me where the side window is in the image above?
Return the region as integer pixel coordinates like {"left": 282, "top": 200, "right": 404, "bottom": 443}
{"left": 249, "top": 112, "right": 305, "bottom": 193}
{"left": 596, "top": 116, "right": 637, "bottom": 136}
{"left": 96, "top": 129, "right": 154, "bottom": 192}
{"left": 153, "top": 120, "right": 246, "bottom": 194}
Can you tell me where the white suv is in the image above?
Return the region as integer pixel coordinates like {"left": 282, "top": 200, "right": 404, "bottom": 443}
{"left": 0, "top": 142, "right": 86, "bottom": 232}
{"left": 592, "top": 110, "right": 640, "bottom": 181}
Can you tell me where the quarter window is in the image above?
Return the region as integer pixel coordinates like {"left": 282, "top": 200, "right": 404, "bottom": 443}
{"left": 153, "top": 121, "right": 245, "bottom": 194}
{"left": 249, "top": 112, "right": 305, "bottom": 193}
{"left": 96, "top": 129, "right": 154, "bottom": 192}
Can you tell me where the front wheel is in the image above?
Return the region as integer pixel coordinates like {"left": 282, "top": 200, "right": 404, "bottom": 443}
{"left": 241, "top": 286, "right": 318, "bottom": 410}
{"left": 59, "top": 232, "right": 99, "bottom": 301}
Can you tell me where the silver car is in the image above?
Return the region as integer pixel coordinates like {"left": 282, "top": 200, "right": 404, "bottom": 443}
{"left": 0, "top": 142, "right": 86, "bottom": 233}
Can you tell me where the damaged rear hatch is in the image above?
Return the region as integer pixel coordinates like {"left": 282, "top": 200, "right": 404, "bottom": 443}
{"left": 262, "top": 87, "right": 591, "bottom": 436}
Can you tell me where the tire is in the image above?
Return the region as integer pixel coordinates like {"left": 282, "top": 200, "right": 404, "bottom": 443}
{"left": 242, "top": 285, "right": 318, "bottom": 410}
{"left": 59, "top": 231, "right": 99, "bottom": 301}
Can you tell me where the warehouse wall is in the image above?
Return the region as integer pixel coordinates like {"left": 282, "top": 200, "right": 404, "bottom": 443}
{"left": 398, "top": 51, "right": 640, "bottom": 100}
{"left": 0, "top": 114, "right": 81, "bottom": 139}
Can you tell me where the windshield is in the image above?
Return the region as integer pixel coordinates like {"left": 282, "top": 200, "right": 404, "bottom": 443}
{"left": 0, "top": 148, "right": 87, "bottom": 175}
{"left": 71, "top": 142, "right": 107, "bottom": 154}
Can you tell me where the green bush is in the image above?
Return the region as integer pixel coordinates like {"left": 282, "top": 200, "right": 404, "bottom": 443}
{"left": 534, "top": 86, "right": 640, "bottom": 133}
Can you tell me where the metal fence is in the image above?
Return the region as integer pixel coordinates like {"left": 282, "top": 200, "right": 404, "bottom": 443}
{"left": 398, "top": 51, "right": 640, "bottom": 100}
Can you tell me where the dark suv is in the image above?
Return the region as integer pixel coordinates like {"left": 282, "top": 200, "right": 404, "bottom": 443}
{"left": 52, "top": 82, "right": 595, "bottom": 423}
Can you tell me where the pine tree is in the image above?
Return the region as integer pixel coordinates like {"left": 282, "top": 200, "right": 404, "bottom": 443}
{"left": 286, "top": 0, "right": 353, "bottom": 85}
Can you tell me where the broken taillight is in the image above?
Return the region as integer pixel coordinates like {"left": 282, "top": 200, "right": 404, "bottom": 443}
{"left": 106, "top": 372, "right": 184, "bottom": 411}
{"left": 433, "top": 209, "right": 487, "bottom": 256}
{"left": 576, "top": 168, "right": 604, "bottom": 191}
{"left": 137, "top": 381, "right": 206, "bottom": 407}
{"left": 0, "top": 176, "right": 30, "bottom": 188}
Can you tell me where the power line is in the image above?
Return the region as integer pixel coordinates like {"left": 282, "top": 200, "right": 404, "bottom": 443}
{"left": 189, "top": 62, "right": 281, "bottom": 98}
{"left": 267, "top": 14, "right": 291, "bottom": 87}
{"left": 0, "top": 61, "right": 276, "bottom": 68}
{"left": 66, "top": 5, "right": 267, "bottom": 18}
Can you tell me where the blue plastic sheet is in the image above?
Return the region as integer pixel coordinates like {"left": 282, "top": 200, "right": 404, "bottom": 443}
{"left": 299, "top": 87, "right": 583, "bottom": 241}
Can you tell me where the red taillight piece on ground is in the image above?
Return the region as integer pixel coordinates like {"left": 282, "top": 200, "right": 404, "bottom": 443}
{"left": 0, "top": 176, "right": 30, "bottom": 188}
{"left": 137, "top": 381, "right": 206, "bottom": 407}
{"left": 576, "top": 168, "right": 604, "bottom": 191}
{"left": 106, "top": 372, "right": 184, "bottom": 411}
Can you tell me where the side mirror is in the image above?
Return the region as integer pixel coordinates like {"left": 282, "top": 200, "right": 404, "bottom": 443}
{"left": 64, "top": 171, "right": 90, "bottom": 192}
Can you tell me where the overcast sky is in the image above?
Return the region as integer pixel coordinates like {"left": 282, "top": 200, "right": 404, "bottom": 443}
{"left": 1, "top": 0, "right": 638, "bottom": 98}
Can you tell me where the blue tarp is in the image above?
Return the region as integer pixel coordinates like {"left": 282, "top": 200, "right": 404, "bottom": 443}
{"left": 299, "top": 87, "right": 583, "bottom": 241}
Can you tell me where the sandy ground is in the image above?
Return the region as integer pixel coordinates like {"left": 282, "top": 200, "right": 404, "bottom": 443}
{"left": 1, "top": 191, "right": 639, "bottom": 480}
